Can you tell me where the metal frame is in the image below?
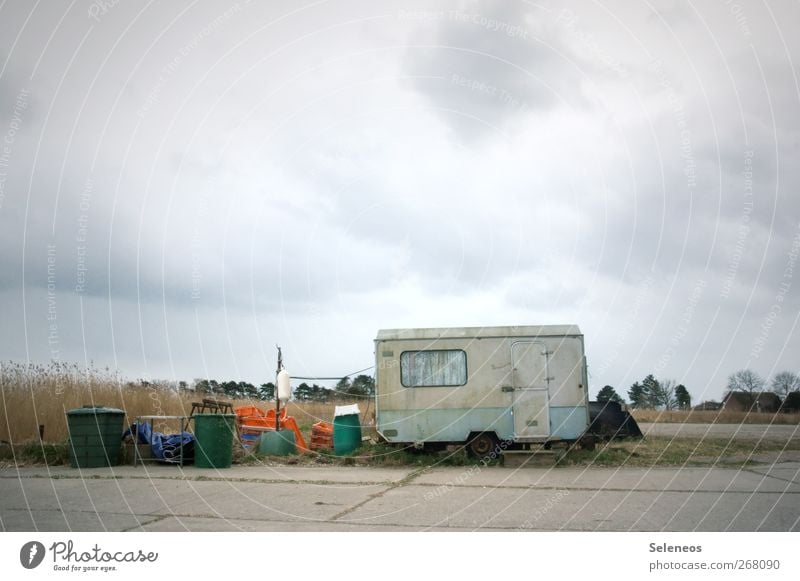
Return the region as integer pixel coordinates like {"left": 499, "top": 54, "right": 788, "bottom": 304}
{"left": 375, "top": 326, "right": 589, "bottom": 446}
{"left": 132, "top": 415, "right": 192, "bottom": 467}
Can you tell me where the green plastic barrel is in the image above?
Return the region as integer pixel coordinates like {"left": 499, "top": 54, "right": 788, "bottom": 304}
{"left": 333, "top": 413, "right": 362, "bottom": 455}
{"left": 66, "top": 405, "right": 125, "bottom": 468}
{"left": 258, "top": 430, "right": 297, "bottom": 456}
{"left": 193, "top": 414, "right": 236, "bottom": 468}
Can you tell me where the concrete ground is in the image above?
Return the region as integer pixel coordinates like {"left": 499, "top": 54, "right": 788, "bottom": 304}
{"left": 1, "top": 460, "right": 798, "bottom": 532}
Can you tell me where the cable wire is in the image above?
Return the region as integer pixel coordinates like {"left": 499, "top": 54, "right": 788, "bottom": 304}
{"left": 291, "top": 364, "right": 375, "bottom": 381}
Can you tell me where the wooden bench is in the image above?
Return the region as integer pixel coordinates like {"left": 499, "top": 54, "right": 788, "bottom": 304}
{"left": 190, "top": 398, "right": 234, "bottom": 416}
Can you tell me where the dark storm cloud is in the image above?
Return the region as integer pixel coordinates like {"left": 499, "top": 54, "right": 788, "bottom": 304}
{"left": 1, "top": 0, "right": 799, "bottom": 395}
{"left": 401, "top": 0, "right": 589, "bottom": 137}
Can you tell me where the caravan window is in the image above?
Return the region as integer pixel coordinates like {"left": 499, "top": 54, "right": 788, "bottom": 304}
{"left": 400, "top": 350, "right": 467, "bottom": 387}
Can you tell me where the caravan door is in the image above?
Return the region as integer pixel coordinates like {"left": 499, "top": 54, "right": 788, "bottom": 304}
{"left": 511, "top": 341, "right": 550, "bottom": 439}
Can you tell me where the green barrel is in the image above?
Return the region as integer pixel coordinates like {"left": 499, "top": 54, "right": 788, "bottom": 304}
{"left": 258, "top": 430, "right": 297, "bottom": 456}
{"left": 193, "top": 414, "right": 236, "bottom": 468}
{"left": 66, "top": 405, "right": 125, "bottom": 468}
{"left": 333, "top": 413, "right": 362, "bottom": 455}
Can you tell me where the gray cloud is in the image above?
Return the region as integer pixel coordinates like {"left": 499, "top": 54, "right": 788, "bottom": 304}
{"left": 401, "top": 1, "right": 586, "bottom": 137}
{"left": 0, "top": 0, "right": 798, "bottom": 402}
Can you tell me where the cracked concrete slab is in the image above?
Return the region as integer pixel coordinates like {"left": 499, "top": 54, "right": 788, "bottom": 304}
{"left": 744, "top": 463, "right": 800, "bottom": 485}
{"left": 2, "top": 464, "right": 797, "bottom": 531}
{"left": 339, "top": 485, "right": 800, "bottom": 531}
{"left": 150, "top": 481, "right": 382, "bottom": 522}
{"left": 0, "top": 464, "right": 416, "bottom": 484}
{"left": 128, "top": 515, "right": 476, "bottom": 532}
{"left": 0, "top": 508, "right": 164, "bottom": 532}
{"left": 412, "top": 465, "right": 800, "bottom": 493}
{"left": 0, "top": 475, "right": 238, "bottom": 516}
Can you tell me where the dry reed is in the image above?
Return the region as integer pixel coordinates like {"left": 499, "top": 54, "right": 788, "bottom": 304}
{"left": 0, "top": 362, "right": 365, "bottom": 443}
{"left": 632, "top": 408, "right": 799, "bottom": 425}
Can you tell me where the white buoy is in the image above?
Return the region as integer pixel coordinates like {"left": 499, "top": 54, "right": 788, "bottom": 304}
{"left": 277, "top": 369, "right": 292, "bottom": 401}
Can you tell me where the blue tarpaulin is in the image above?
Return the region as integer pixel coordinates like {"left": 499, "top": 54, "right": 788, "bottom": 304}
{"left": 123, "top": 422, "right": 195, "bottom": 464}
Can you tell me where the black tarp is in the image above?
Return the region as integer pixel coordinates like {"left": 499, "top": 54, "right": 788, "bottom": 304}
{"left": 587, "top": 401, "right": 643, "bottom": 440}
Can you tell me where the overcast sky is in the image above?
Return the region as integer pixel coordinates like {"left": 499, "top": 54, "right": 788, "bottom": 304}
{"left": 1, "top": 0, "right": 798, "bottom": 403}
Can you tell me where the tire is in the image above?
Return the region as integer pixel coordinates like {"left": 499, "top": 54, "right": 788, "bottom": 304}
{"left": 466, "top": 432, "right": 500, "bottom": 459}
{"left": 578, "top": 436, "right": 596, "bottom": 451}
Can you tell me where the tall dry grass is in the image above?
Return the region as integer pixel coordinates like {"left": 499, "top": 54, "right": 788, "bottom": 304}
{"left": 0, "top": 362, "right": 368, "bottom": 443}
{"left": 632, "top": 408, "right": 800, "bottom": 425}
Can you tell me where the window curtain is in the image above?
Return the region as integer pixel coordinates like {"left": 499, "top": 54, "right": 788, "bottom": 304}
{"left": 401, "top": 350, "right": 466, "bottom": 386}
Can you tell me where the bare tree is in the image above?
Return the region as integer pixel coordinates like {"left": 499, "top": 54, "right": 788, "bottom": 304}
{"left": 726, "top": 369, "right": 766, "bottom": 408}
{"left": 657, "top": 379, "right": 678, "bottom": 410}
{"left": 771, "top": 371, "right": 800, "bottom": 398}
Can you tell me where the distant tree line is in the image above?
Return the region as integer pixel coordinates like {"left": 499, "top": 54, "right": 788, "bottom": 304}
{"left": 190, "top": 374, "right": 375, "bottom": 402}
{"left": 725, "top": 369, "right": 799, "bottom": 409}
{"left": 192, "top": 379, "right": 263, "bottom": 399}
{"left": 596, "top": 374, "right": 691, "bottom": 410}
{"left": 596, "top": 368, "right": 800, "bottom": 411}
{"left": 294, "top": 375, "right": 375, "bottom": 400}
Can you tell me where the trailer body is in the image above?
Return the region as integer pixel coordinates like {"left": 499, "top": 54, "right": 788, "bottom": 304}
{"left": 375, "top": 325, "right": 590, "bottom": 447}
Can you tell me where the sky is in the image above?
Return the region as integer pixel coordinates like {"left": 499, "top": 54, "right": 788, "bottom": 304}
{"left": 0, "top": 0, "right": 798, "bottom": 404}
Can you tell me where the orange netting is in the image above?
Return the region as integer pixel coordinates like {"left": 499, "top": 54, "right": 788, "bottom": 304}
{"left": 234, "top": 406, "right": 309, "bottom": 452}
{"left": 310, "top": 421, "right": 333, "bottom": 451}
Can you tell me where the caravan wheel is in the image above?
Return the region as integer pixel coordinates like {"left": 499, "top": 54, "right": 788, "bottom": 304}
{"left": 466, "top": 432, "right": 499, "bottom": 459}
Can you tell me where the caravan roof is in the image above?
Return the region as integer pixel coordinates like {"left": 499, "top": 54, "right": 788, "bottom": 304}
{"left": 376, "top": 325, "right": 581, "bottom": 341}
